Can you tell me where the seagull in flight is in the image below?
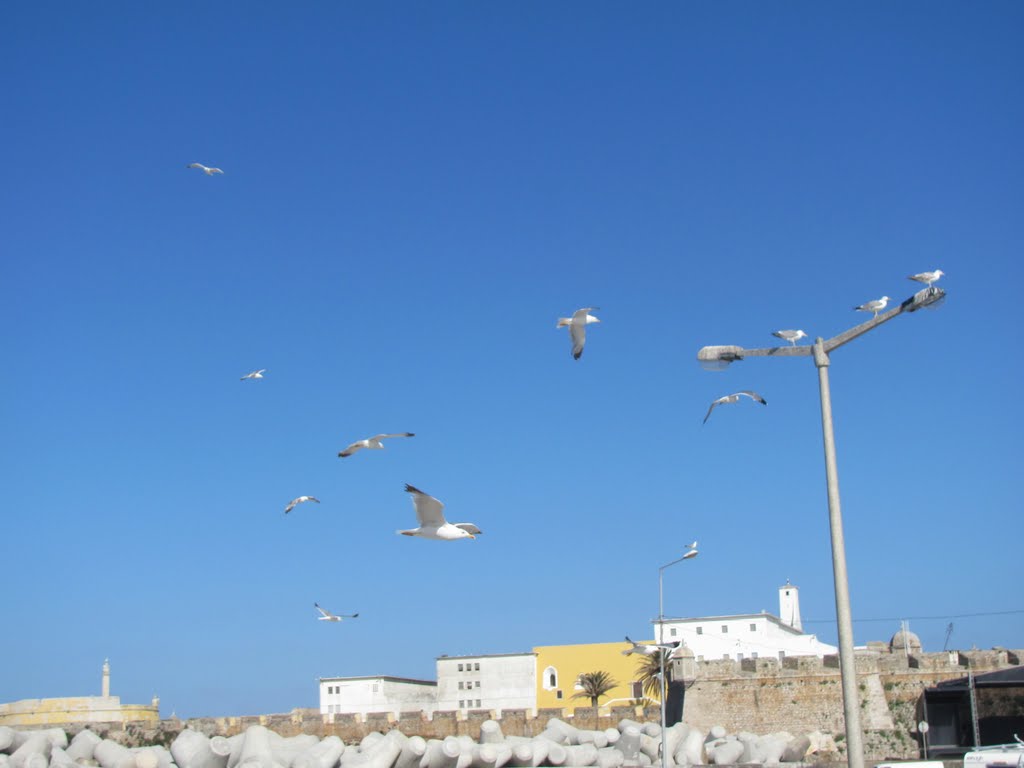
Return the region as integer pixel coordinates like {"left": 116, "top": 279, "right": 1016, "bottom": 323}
{"left": 703, "top": 391, "right": 767, "bottom": 424}
{"left": 622, "top": 636, "right": 680, "bottom": 657}
{"left": 338, "top": 433, "right": 414, "bottom": 458}
{"left": 314, "top": 603, "right": 358, "bottom": 622}
{"left": 771, "top": 330, "right": 807, "bottom": 346}
{"left": 240, "top": 369, "right": 266, "bottom": 381}
{"left": 187, "top": 163, "right": 223, "bottom": 175}
{"left": 685, "top": 540, "right": 698, "bottom": 550}
{"left": 908, "top": 269, "right": 944, "bottom": 287}
{"left": 853, "top": 296, "right": 890, "bottom": 317}
{"left": 284, "top": 496, "right": 320, "bottom": 514}
{"left": 556, "top": 307, "right": 601, "bottom": 360}
{"left": 398, "top": 484, "right": 481, "bottom": 541}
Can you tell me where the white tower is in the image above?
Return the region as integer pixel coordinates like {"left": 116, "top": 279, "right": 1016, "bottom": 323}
{"left": 778, "top": 580, "right": 802, "bottom": 632}
{"left": 102, "top": 659, "right": 110, "bottom": 697}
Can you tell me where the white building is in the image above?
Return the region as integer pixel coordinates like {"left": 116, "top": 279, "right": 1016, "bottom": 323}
{"left": 435, "top": 652, "right": 536, "bottom": 714}
{"left": 318, "top": 676, "right": 436, "bottom": 717}
{"left": 656, "top": 582, "right": 836, "bottom": 662}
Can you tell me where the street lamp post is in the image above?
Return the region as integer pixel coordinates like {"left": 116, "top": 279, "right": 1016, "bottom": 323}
{"left": 696, "top": 285, "right": 944, "bottom": 768}
{"left": 657, "top": 548, "right": 699, "bottom": 768}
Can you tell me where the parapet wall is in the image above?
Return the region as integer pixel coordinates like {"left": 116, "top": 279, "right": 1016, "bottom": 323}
{"left": 0, "top": 696, "right": 160, "bottom": 727}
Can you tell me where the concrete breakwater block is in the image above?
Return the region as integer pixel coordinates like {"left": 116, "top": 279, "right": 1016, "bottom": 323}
{"left": 94, "top": 740, "right": 137, "bottom": 768}
{"left": 11, "top": 734, "right": 54, "bottom": 768}
{"left": 66, "top": 731, "right": 102, "bottom": 764}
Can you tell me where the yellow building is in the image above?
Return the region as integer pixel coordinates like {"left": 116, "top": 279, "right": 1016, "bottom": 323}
{"left": 534, "top": 640, "right": 657, "bottom": 710}
{"left": 0, "top": 660, "right": 159, "bottom": 727}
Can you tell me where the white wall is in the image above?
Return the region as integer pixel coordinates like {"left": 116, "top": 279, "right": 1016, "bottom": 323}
{"left": 436, "top": 654, "right": 536, "bottom": 714}
{"left": 658, "top": 614, "right": 836, "bottom": 661}
{"left": 319, "top": 677, "right": 437, "bottom": 717}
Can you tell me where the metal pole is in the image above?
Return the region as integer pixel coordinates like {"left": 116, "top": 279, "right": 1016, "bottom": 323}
{"left": 658, "top": 569, "right": 664, "bottom": 644}
{"left": 660, "top": 649, "right": 668, "bottom": 768}
{"left": 813, "top": 338, "right": 865, "bottom": 768}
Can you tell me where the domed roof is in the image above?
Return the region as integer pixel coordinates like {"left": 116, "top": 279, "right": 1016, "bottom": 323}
{"left": 889, "top": 628, "right": 922, "bottom": 653}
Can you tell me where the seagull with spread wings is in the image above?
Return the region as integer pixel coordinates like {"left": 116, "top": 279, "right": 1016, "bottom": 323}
{"left": 240, "top": 369, "right": 266, "bottom": 381}
{"left": 338, "top": 433, "right": 414, "bottom": 458}
{"left": 284, "top": 496, "right": 320, "bottom": 514}
{"left": 556, "top": 307, "right": 601, "bottom": 360}
{"left": 187, "top": 163, "right": 223, "bottom": 175}
{"left": 622, "top": 636, "right": 680, "bottom": 656}
{"left": 398, "top": 484, "right": 481, "bottom": 541}
{"left": 703, "top": 391, "right": 767, "bottom": 424}
{"left": 314, "top": 603, "right": 359, "bottom": 622}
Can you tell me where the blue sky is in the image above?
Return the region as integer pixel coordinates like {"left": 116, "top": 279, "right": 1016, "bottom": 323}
{"left": 2, "top": 2, "right": 1021, "bottom": 718}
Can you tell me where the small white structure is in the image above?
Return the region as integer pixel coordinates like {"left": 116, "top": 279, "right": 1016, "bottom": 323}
{"left": 656, "top": 581, "right": 836, "bottom": 662}
{"left": 434, "top": 652, "right": 536, "bottom": 714}
{"left": 318, "top": 676, "right": 436, "bottom": 718}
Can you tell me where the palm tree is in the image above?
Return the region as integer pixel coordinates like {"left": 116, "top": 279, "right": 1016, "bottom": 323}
{"left": 571, "top": 670, "right": 619, "bottom": 708}
{"left": 635, "top": 649, "right": 671, "bottom": 701}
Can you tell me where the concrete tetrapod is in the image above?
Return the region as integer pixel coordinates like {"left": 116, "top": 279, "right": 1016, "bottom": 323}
{"left": 478, "top": 723, "right": 504, "bottom": 747}
{"left": 611, "top": 726, "right": 640, "bottom": 767}
{"left": 292, "top": 736, "right": 346, "bottom": 768}
{"left": 235, "top": 726, "right": 280, "bottom": 768}
{"left": 561, "top": 745, "right": 597, "bottom": 767}
{"left": 93, "top": 740, "right": 137, "bottom": 768}
{"left": 419, "top": 739, "right": 460, "bottom": 768}
{"left": 268, "top": 734, "right": 320, "bottom": 768}
{"left": 210, "top": 735, "right": 244, "bottom": 768}
{"left": 10, "top": 734, "right": 53, "bottom": 768}
{"left": 594, "top": 749, "right": 624, "bottom": 768}
{"left": 392, "top": 734, "right": 427, "bottom": 768}
{"left": 66, "top": 731, "right": 102, "bottom": 764}
{"left": 171, "top": 730, "right": 227, "bottom": 768}
{"left": 0, "top": 728, "right": 16, "bottom": 753}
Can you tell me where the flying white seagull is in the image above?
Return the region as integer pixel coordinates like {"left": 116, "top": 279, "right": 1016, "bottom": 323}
{"left": 622, "top": 636, "right": 680, "bottom": 657}
{"left": 908, "top": 269, "right": 944, "bottom": 287}
{"left": 187, "top": 163, "right": 223, "bottom": 175}
{"left": 556, "top": 307, "right": 601, "bottom": 360}
{"left": 314, "top": 603, "right": 358, "bottom": 622}
{"left": 284, "top": 496, "right": 320, "bottom": 514}
{"left": 703, "top": 390, "right": 767, "bottom": 425}
{"left": 338, "top": 433, "right": 414, "bottom": 458}
{"left": 853, "top": 296, "right": 890, "bottom": 317}
{"left": 685, "top": 540, "right": 698, "bottom": 550}
{"left": 771, "top": 329, "right": 807, "bottom": 346}
{"left": 240, "top": 369, "right": 266, "bottom": 381}
{"left": 398, "top": 484, "right": 481, "bottom": 541}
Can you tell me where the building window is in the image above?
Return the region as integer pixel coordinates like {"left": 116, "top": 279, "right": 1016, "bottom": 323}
{"left": 556, "top": 690, "right": 563, "bottom": 700}
{"left": 459, "top": 700, "right": 464, "bottom": 708}
{"left": 458, "top": 664, "right": 464, "bottom": 672}
{"left": 670, "top": 628, "right": 677, "bottom": 637}
{"left": 475, "top": 700, "right": 481, "bottom": 707}
{"left": 543, "top": 666, "right": 558, "bottom": 691}
{"left": 475, "top": 681, "right": 481, "bottom": 688}
{"left": 721, "top": 625, "right": 729, "bottom": 633}
{"left": 737, "top": 653, "right": 744, "bottom": 661}
{"left": 752, "top": 652, "right": 758, "bottom": 659}
{"left": 778, "top": 651, "right": 786, "bottom": 660}
{"left": 372, "top": 684, "right": 378, "bottom": 692}
{"left": 474, "top": 663, "right": 480, "bottom": 671}
{"left": 750, "top": 623, "right": 757, "bottom": 632}
{"left": 458, "top": 682, "right": 464, "bottom": 690}
{"left": 631, "top": 681, "right": 643, "bottom": 698}
{"left": 696, "top": 627, "right": 703, "bottom": 635}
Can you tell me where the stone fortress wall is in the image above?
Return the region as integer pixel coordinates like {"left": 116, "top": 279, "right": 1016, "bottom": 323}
{"left": 32, "top": 647, "right": 1019, "bottom": 762}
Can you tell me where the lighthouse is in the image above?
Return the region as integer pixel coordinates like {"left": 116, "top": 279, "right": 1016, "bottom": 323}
{"left": 102, "top": 659, "right": 110, "bottom": 697}
{"left": 778, "top": 581, "right": 803, "bottom": 632}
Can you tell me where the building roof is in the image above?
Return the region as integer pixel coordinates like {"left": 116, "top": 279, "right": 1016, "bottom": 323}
{"left": 319, "top": 675, "right": 436, "bottom": 686}
{"left": 658, "top": 612, "right": 808, "bottom": 637}
{"left": 435, "top": 652, "right": 536, "bottom": 660}
{"left": 929, "top": 666, "right": 1024, "bottom": 692}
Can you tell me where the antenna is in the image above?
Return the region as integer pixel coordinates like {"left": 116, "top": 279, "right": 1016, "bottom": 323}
{"left": 943, "top": 622, "right": 954, "bottom": 651}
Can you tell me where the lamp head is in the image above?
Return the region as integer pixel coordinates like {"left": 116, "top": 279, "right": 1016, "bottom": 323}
{"left": 697, "top": 345, "right": 744, "bottom": 371}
